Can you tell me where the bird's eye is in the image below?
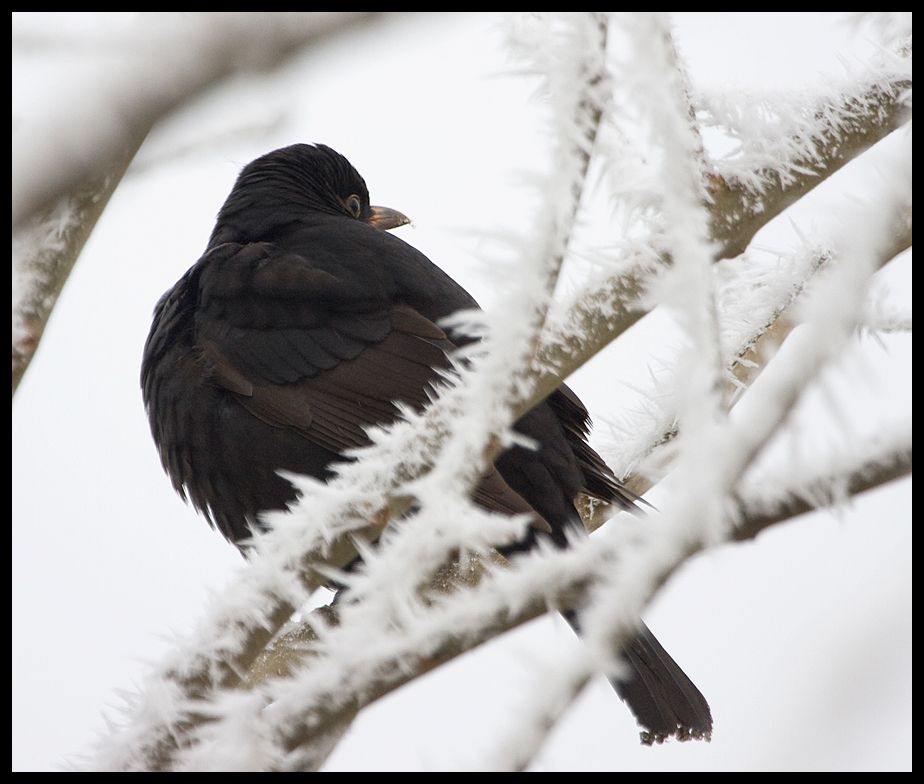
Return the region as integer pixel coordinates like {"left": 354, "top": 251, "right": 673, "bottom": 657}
{"left": 346, "top": 194, "right": 362, "bottom": 218}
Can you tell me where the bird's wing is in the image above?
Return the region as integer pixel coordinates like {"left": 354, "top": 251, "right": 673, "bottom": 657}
{"left": 193, "top": 243, "right": 451, "bottom": 452}
{"left": 193, "top": 242, "right": 550, "bottom": 531}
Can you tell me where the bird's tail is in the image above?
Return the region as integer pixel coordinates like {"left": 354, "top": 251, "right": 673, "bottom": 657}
{"left": 563, "top": 610, "right": 712, "bottom": 744}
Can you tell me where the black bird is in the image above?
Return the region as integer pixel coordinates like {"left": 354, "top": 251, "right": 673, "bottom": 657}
{"left": 141, "top": 143, "right": 711, "bottom": 743}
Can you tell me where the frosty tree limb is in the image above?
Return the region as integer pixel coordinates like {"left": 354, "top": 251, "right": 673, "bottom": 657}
{"left": 706, "top": 75, "right": 913, "bottom": 261}
{"left": 12, "top": 12, "right": 377, "bottom": 396}
{"left": 579, "top": 198, "right": 909, "bottom": 531}
{"left": 480, "top": 12, "right": 724, "bottom": 764}
{"left": 731, "top": 436, "right": 912, "bottom": 543}
{"left": 240, "top": 421, "right": 913, "bottom": 697}
{"left": 357, "top": 40, "right": 912, "bottom": 769}
{"left": 12, "top": 13, "right": 376, "bottom": 231}
{"left": 578, "top": 224, "right": 910, "bottom": 534}
{"left": 521, "top": 68, "right": 911, "bottom": 532}
{"left": 214, "top": 422, "right": 913, "bottom": 771}
{"left": 12, "top": 142, "right": 140, "bottom": 396}
{"left": 524, "top": 70, "right": 912, "bottom": 415}
{"left": 192, "top": 393, "right": 911, "bottom": 771}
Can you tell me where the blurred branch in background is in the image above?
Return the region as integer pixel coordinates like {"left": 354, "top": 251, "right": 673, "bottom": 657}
{"left": 13, "top": 12, "right": 379, "bottom": 396}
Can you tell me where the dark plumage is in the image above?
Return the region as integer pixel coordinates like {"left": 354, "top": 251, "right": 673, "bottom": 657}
{"left": 141, "top": 143, "right": 711, "bottom": 742}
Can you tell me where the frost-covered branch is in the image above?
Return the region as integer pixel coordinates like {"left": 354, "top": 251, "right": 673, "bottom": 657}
{"left": 240, "top": 410, "right": 913, "bottom": 752}
{"left": 703, "top": 70, "right": 912, "bottom": 260}
{"left": 578, "top": 220, "right": 909, "bottom": 533}
{"left": 12, "top": 151, "right": 138, "bottom": 396}
{"left": 11, "top": 13, "right": 374, "bottom": 231}
{"left": 12, "top": 12, "right": 376, "bottom": 396}
{"left": 526, "top": 67, "right": 911, "bottom": 414}
{"left": 174, "top": 415, "right": 911, "bottom": 771}
{"left": 731, "top": 422, "right": 912, "bottom": 542}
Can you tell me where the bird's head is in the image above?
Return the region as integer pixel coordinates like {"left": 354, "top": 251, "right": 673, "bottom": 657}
{"left": 209, "top": 143, "right": 409, "bottom": 246}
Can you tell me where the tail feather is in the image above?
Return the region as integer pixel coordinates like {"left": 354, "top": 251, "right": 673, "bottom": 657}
{"left": 564, "top": 610, "right": 712, "bottom": 744}
{"left": 615, "top": 621, "right": 712, "bottom": 744}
